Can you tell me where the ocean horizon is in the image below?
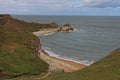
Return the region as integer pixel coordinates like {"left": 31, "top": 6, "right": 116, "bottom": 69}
{"left": 13, "top": 15, "right": 120, "bottom": 65}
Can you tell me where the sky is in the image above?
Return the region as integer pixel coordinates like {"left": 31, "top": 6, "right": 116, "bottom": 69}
{"left": 0, "top": 0, "right": 120, "bottom": 16}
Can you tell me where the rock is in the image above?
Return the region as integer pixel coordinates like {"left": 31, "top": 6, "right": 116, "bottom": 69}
{"left": 30, "top": 38, "right": 41, "bottom": 53}
{"left": 58, "top": 23, "right": 73, "bottom": 31}
{"left": 43, "top": 22, "right": 59, "bottom": 29}
{"left": 50, "top": 22, "right": 59, "bottom": 28}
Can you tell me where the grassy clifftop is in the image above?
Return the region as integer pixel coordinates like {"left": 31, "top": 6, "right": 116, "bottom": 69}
{"left": 46, "top": 48, "right": 120, "bottom": 80}
{"left": 0, "top": 14, "right": 50, "bottom": 79}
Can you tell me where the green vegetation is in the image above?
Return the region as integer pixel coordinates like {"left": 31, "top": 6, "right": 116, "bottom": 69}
{"left": 0, "top": 14, "right": 120, "bottom": 80}
{"left": 0, "top": 15, "right": 48, "bottom": 79}
{"left": 45, "top": 48, "right": 120, "bottom": 80}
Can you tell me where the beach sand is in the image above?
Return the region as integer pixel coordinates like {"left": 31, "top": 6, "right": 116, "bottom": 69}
{"left": 33, "top": 30, "right": 86, "bottom": 72}
{"left": 38, "top": 50, "right": 86, "bottom": 72}
{"left": 33, "top": 29, "right": 58, "bottom": 36}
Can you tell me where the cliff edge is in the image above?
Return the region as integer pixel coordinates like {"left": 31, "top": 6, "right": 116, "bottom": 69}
{"left": 0, "top": 14, "right": 49, "bottom": 79}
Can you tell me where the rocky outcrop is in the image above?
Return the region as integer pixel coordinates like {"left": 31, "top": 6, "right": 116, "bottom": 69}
{"left": 58, "top": 24, "right": 73, "bottom": 31}
{"left": 49, "top": 22, "right": 59, "bottom": 28}
{"left": 39, "top": 22, "right": 59, "bottom": 30}
{"left": 30, "top": 38, "right": 41, "bottom": 53}
{"left": 33, "top": 23, "right": 74, "bottom": 36}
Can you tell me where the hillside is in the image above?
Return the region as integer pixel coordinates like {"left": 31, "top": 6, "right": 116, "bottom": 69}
{"left": 45, "top": 48, "right": 120, "bottom": 80}
{"left": 1, "top": 14, "right": 120, "bottom": 80}
{"left": 0, "top": 14, "right": 53, "bottom": 79}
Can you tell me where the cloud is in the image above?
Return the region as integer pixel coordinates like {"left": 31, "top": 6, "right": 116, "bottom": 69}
{"left": 0, "top": 0, "right": 120, "bottom": 15}
{"left": 82, "top": 0, "right": 120, "bottom": 8}
{"left": 0, "top": 0, "right": 30, "bottom": 14}
{"left": 83, "top": 0, "right": 93, "bottom": 3}
{"left": 83, "top": 0, "right": 112, "bottom": 3}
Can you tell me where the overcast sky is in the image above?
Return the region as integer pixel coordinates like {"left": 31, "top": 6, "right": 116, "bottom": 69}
{"left": 0, "top": 0, "right": 120, "bottom": 16}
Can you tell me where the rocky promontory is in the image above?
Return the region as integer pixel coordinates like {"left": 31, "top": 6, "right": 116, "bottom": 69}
{"left": 0, "top": 14, "right": 85, "bottom": 79}
{"left": 58, "top": 23, "right": 73, "bottom": 31}
{"left": 33, "top": 23, "right": 74, "bottom": 36}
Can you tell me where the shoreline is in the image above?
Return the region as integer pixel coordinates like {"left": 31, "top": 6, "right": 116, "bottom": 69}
{"left": 33, "top": 30, "right": 87, "bottom": 72}
{"left": 33, "top": 29, "right": 57, "bottom": 36}
{"left": 44, "top": 48, "right": 93, "bottom": 66}
{"left": 38, "top": 49, "right": 86, "bottom": 72}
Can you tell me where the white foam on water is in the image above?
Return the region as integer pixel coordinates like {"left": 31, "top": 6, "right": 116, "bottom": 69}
{"left": 44, "top": 49, "right": 61, "bottom": 58}
{"left": 43, "top": 32, "right": 55, "bottom": 36}
{"left": 73, "top": 28, "right": 87, "bottom": 33}
{"left": 58, "top": 56, "right": 94, "bottom": 66}
{"left": 43, "top": 47, "right": 94, "bottom": 66}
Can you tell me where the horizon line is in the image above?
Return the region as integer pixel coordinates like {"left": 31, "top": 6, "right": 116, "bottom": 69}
{"left": 11, "top": 14, "right": 120, "bottom": 17}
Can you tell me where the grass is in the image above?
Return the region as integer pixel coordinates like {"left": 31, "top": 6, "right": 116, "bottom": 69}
{"left": 0, "top": 15, "right": 49, "bottom": 79}
{"left": 45, "top": 48, "right": 120, "bottom": 80}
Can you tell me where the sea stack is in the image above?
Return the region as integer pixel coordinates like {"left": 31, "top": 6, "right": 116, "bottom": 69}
{"left": 58, "top": 23, "right": 73, "bottom": 31}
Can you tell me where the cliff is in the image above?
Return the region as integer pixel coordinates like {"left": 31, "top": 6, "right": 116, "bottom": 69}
{"left": 0, "top": 14, "right": 49, "bottom": 79}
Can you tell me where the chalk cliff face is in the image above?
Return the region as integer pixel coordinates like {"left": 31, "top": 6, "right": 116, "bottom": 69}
{"left": 58, "top": 24, "right": 73, "bottom": 31}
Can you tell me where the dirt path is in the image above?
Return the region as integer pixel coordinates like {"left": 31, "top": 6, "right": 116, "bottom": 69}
{"left": 33, "top": 72, "right": 51, "bottom": 80}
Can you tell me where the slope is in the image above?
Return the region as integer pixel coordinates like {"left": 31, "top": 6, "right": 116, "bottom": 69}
{"left": 0, "top": 14, "right": 49, "bottom": 79}
{"left": 46, "top": 48, "right": 120, "bottom": 80}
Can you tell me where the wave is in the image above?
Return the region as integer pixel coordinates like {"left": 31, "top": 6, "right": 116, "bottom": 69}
{"left": 43, "top": 32, "right": 55, "bottom": 36}
{"left": 43, "top": 47, "right": 94, "bottom": 66}
{"left": 44, "top": 49, "right": 61, "bottom": 58}
{"left": 73, "top": 28, "right": 87, "bottom": 33}
{"left": 58, "top": 56, "right": 94, "bottom": 66}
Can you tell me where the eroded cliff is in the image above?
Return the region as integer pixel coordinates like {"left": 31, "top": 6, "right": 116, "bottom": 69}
{"left": 0, "top": 14, "right": 49, "bottom": 79}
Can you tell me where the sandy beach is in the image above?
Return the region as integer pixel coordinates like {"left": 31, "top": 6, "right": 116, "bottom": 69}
{"left": 38, "top": 50, "right": 86, "bottom": 72}
{"left": 33, "top": 30, "right": 86, "bottom": 72}
{"left": 33, "top": 29, "right": 58, "bottom": 36}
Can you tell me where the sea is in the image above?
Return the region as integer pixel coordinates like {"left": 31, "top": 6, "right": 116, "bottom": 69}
{"left": 13, "top": 15, "right": 120, "bottom": 66}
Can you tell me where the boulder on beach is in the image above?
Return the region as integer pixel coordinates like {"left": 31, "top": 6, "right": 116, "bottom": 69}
{"left": 58, "top": 23, "right": 73, "bottom": 31}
